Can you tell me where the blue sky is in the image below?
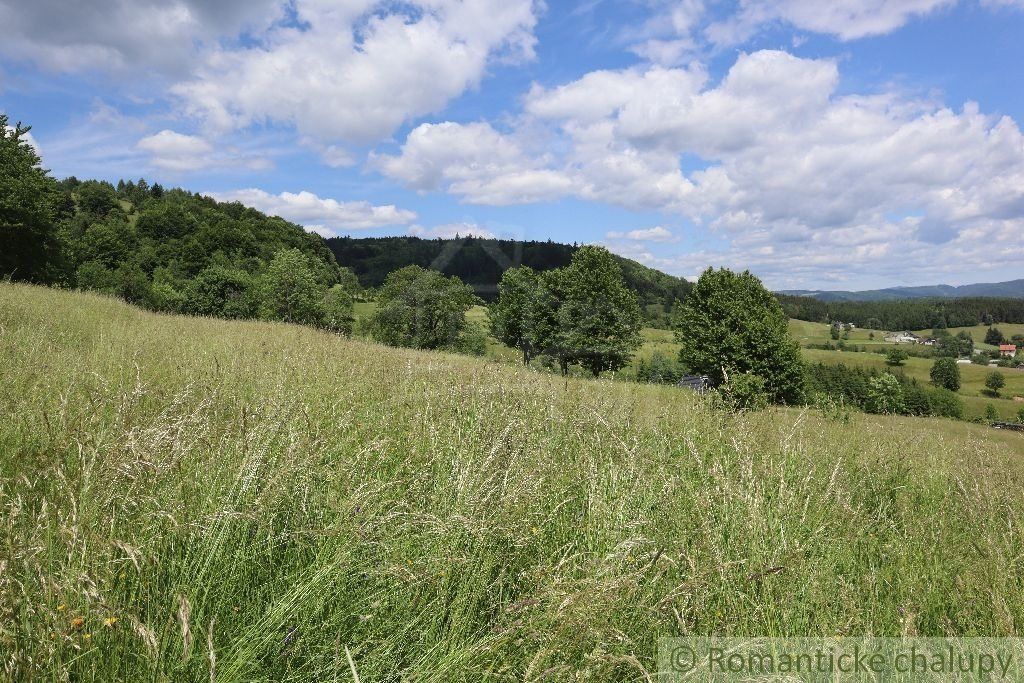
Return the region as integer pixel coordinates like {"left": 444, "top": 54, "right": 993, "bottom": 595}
{"left": 2, "top": 0, "right": 1023, "bottom": 289}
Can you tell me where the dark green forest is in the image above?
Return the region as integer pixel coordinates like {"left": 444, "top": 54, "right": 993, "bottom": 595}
{"left": 326, "top": 235, "right": 692, "bottom": 323}
{"left": 778, "top": 293, "right": 1024, "bottom": 329}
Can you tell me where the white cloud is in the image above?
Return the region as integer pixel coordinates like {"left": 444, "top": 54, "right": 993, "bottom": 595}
{"left": 408, "top": 222, "right": 496, "bottom": 239}
{"left": 0, "top": 0, "right": 280, "bottom": 74}
{"left": 607, "top": 226, "right": 678, "bottom": 242}
{"left": 384, "top": 47, "right": 1024, "bottom": 287}
{"left": 705, "top": 0, "right": 956, "bottom": 45}
{"left": 136, "top": 129, "right": 271, "bottom": 172}
{"left": 207, "top": 188, "right": 417, "bottom": 234}
{"left": 371, "top": 121, "right": 575, "bottom": 205}
{"left": 171, "top": 0, "right": 538, "bottom": 145}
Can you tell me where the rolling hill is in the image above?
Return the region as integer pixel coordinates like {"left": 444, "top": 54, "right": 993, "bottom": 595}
{"left": 4, "top": 283, "right": 1024, "bottom": 680}
{"left": 324, "top": 235, "right": 692, "bottom": 312}
{"left": 780, "top": 278, "right": 1024, "bottom": 301}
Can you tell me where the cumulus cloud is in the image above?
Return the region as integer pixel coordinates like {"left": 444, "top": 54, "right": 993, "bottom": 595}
{"left": 0, "top": 0, "right": 280, "bottom": 74}
{"left": 171, "top": 0, "right": 538, "bottom": 145}
{"left": 371, "top": 121, "right": 575, "bottom": 205}
{"left": 383, "top": 48, "right": 1024, "bottom": 287}
{"left": 137, "top": 129, "right": 271, "bottom": 172}
{"left": 207, "top": 188, "right": 417, "bottom": 235}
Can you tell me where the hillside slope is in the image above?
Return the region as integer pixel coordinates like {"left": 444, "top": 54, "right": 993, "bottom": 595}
{"left": 2, "top": 284, "right": 1023, "bottom": 681}
{"left": 781, "top": 278, "right": 1024, "bottom": 301}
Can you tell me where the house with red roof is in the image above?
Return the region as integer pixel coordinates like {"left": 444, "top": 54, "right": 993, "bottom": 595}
{"left": 999, "top": 344, "right": 1017, "bottom": 358}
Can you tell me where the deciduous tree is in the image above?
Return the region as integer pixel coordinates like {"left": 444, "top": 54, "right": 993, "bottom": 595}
{"left": 558, "top": 246, "right": 643, "bottom": 377}
{"left": 985, "top": 371, "right": 1005, "bottom": 396}
{"left": 370, "top": 265, "right": 479, "bottom": 350}
{"left": 259, "top": 248, "right": 325, "bottom": 326}
{"left": 674, "top": 267, "right": 804, "bottom": 403}
{"left": 489, "top": 266, "right": 540, "bottom": 365}
{"left": 929, "top": 357, "right": 961, "bottom": 392}
{"left": 0, "top": 115, "right": 62, "bottom": 282}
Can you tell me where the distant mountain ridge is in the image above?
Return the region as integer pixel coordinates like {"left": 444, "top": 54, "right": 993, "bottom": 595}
{"left": 779, "top": 279, "right": 1024, "bottom": 302}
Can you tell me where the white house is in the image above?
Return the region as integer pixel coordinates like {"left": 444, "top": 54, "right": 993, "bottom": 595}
{"left": 884, "top": 332, "right": 919, "bottom": 344}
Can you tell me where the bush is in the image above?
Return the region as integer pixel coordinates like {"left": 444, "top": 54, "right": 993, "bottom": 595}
{"left": 866, "top": 374, "right": 905, "bottom": 415}
{"left": 716, "top": 372, "right": 770, "bottom": 412}
{"left": 183, "top": 266, "right": 256, "bottom": 319}
{"left": 453, "top": 321, "right": 489, "bottom": 357}
{"left": 321, "top": 284, "right": 354, "bottom": 335}
{"left": 635, "top": 352, "right": 683, "bottom": 384}
{"left": 885, "top": 348, "right": 909, "bottom": 366}
{"left": 985, "top": 404, "right": 1000, "bottom": 423}
{"left": 927, "top": 388, "right": 965, "bottom": 420}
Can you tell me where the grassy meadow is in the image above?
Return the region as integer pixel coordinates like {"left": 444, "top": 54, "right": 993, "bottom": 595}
{"left": 3, "top": 284, "right": 1024, "bottom": 681}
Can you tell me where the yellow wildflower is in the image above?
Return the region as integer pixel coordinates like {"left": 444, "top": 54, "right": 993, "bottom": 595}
{"left": 103, "top": 616, "right": 118, "bottom": 628}
{"left": 56, "top": 604, "right": 66, "bottom": 612}
{"left": 70, "top": 617, "right": 85, "bottom": 630}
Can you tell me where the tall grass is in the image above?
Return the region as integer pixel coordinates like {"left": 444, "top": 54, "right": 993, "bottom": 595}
{"left": 2, "top": 283, "right": 1023, "bottom": 681}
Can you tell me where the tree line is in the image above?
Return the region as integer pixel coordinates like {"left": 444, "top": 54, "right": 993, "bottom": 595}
{"left": 778, "top": 293, "right": 1024, "bottom": 329}
{"left": 325, "top": 235, "right": 691, "bottom": 327}
{"left": 2, "top": 116, "right": 358, "bottom": 332}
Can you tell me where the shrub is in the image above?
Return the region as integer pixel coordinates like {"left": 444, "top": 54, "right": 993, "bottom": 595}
{"left": 321, "top": 284, "right": 354, "bottom": 335}
{"left": 866, "top": 374, "right": 905, "bottom": 415}
{"left": 716, "top": 372, "right": 770, "bottom": 412}
{"left": 453, "top": 321, "right": 489, "bottom": 357}
{"left": 927, "top": 388, "right": 965, "bottom": 420}
{"left": 885, "top": 348, "right": 909, "bottom": 367}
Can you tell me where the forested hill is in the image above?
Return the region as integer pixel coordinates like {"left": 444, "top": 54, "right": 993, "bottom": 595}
{"left": 325, "top": 235, "right": 692, "bottom": 309}
{"left": 780, "top": 278, "right": 1024, "bottom": 301}
{"left": 777, "top": 293, "right": 1024, "bottom": 329}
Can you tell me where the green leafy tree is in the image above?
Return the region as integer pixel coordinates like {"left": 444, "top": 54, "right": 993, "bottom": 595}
{"left": 370, "top": 265, "right": 479, "bottom": 350}
{"left": 558, "top": 246, "right": 643, "bottom": 377}
{"left": 866, "top": 374, "right": 905, "bottom": 414}
{"left": 675, "top": 267, "right": 804, "bottom": 403}
{"left": 865, "top": 317, "right": 883, "bottom": 330}
{"left": 885, "top": 348, "right": 909, "bottom": 367}
{"left": 75, "top": 217, "right": 137, "bottom": 269}
{"left": 984, "top": 404, "right": 1000, "bottom": 423}
{"left": 321, "top": 284, "right": 354, "bottom": 334}
{"left": 955, "top": 331, "right": 974, "bottom": 356}
{"left": 0, "top": 115, "right": 62, "bottom": 282}
{"left": 76, "top": 180, "right": 120, "bottom": 218}
{"left": 529, "top": 268, "right": 574, "bottom": 375}
{"left": 985, "top": 327, "right": 1005, "bottom": 346}
{"left": 1017, "top": 406, "right": 1024, "bottom": 424}
{"left": 258, "top": 248, "right": 325, "bottom": 325}
{"left": 929, "top": 357, "right": 961, "bottom": 392}
{"left": 985, "top": 371, "right": 1006, "bottom": 396}
{"left": 183, "top": 265, "right": 256, "bottom": 319}
{"left": 488, "top": 266, "right": 540, "bottom": 364}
